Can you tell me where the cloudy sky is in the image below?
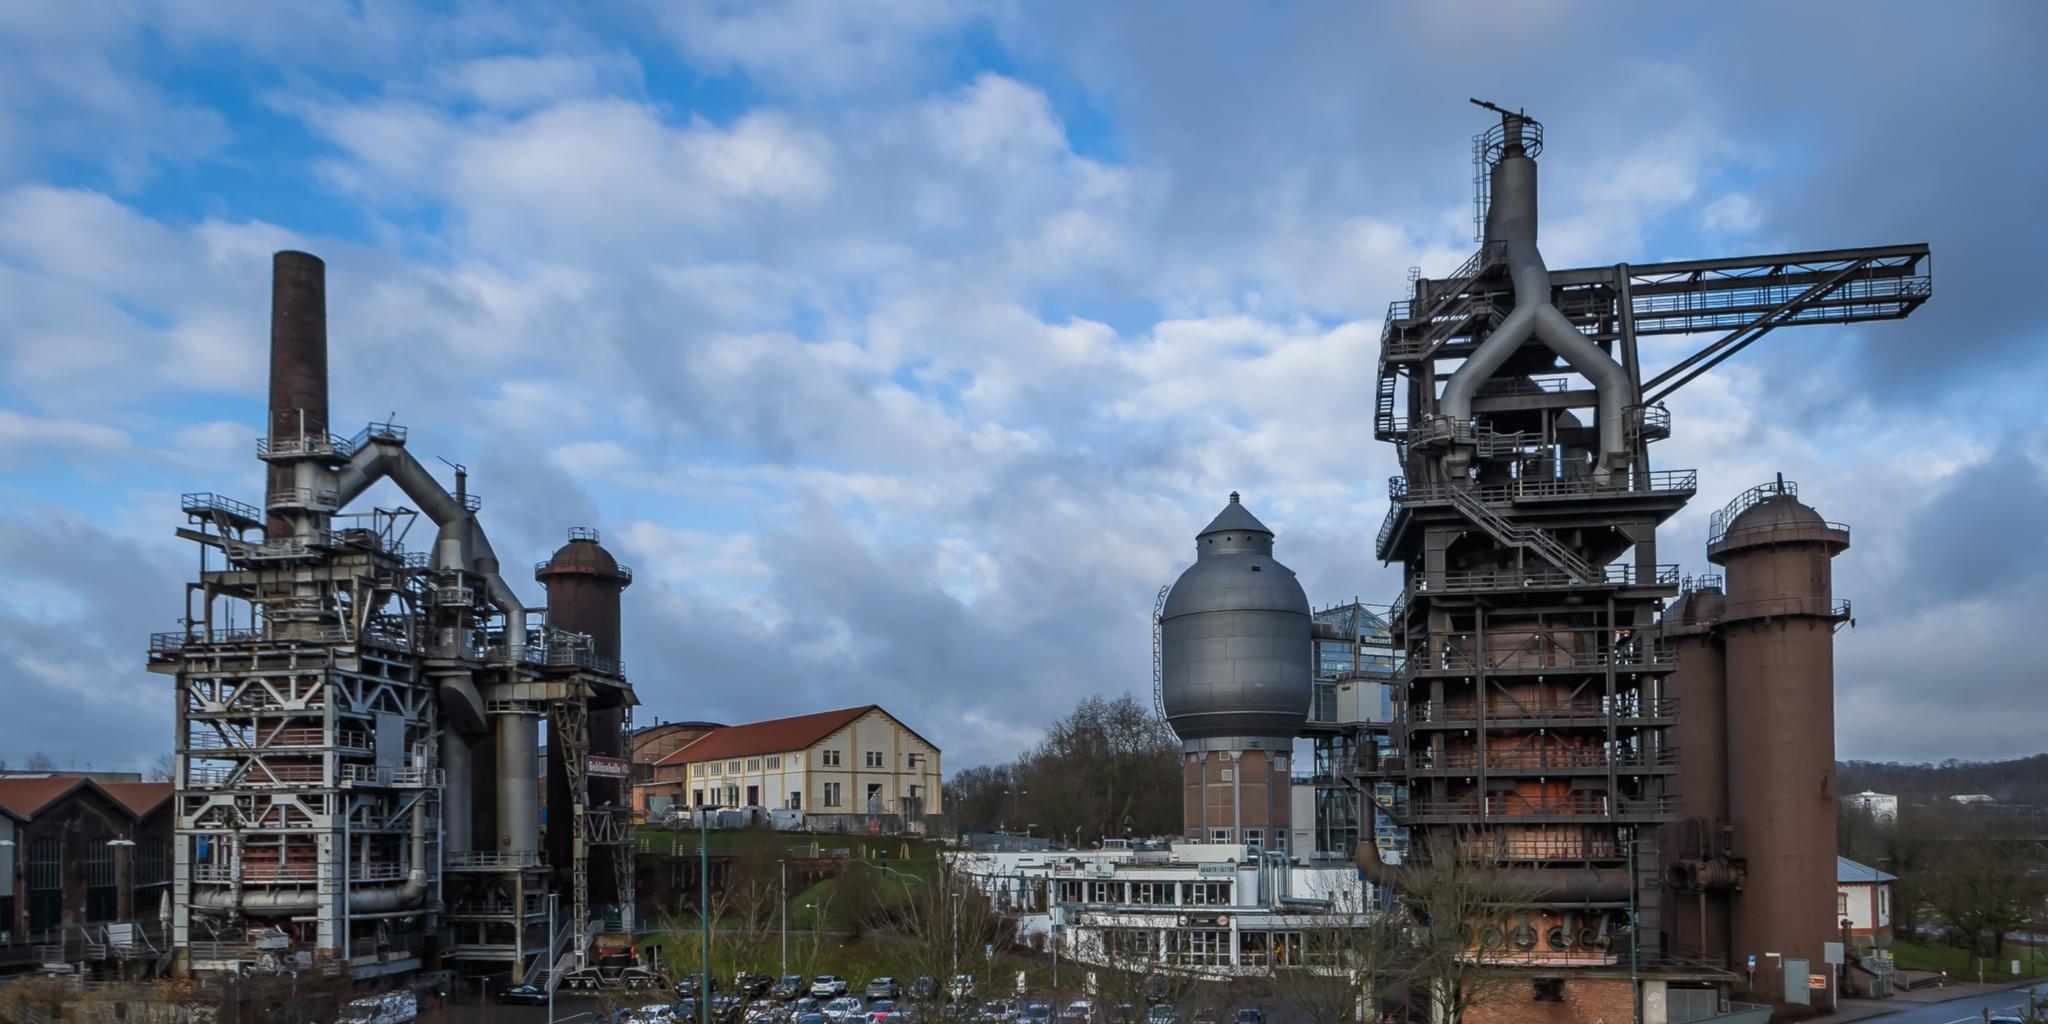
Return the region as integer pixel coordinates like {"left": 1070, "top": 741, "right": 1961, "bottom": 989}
{"left": 1, "top": 2, "right": 2042, "bottom": 773}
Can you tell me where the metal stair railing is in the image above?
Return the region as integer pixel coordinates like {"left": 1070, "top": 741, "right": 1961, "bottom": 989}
{"left": 1445, "top": 485, "right": 1595, "bottom": 581}
{"left": 1373, "top": 367, "right": 1399, "bottom": 436}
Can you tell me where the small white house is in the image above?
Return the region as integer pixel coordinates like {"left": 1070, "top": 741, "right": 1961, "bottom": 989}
{"left": 1845, "top": 791, "right": 1898, "bottom": 823}
{"left": 1837, "top": 856, "right": 1896, "bottom": 947}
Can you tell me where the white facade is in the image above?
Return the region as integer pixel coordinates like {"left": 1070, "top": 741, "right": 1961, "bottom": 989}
{"left": 678, "top": 708, "right": 942, "bottom": 817}
{"left": 1845, "top": 791, "right": 1898, "bottom": 823}
{"left": 947, "top": 841, "right": 1376, "bottom": 977}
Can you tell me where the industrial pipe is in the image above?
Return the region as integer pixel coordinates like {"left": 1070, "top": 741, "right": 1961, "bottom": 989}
{"left": 495, "top": 710, "right": 540, "bottom": 855}
{"left": 192, "top": 802, "right": 429, "bottom": 915}
{"left": 442, "top": 729, "right": 473, "bottom": 855}
{"left": 1438, "top": 113, "right": 1634, "bottom": 481}
{"left": 334, "top": 439, "right": 528, "bottom": 652}
{"left": 1352, "top": 832, "right": 1632, "bottom": 903}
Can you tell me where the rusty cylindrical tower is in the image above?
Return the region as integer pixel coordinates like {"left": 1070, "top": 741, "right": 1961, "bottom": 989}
{"left": 264, "top": 251, "right": 330, "bottom": 540}
{"left": 1660, "top": 575, "right": 1735, "bottom": 959}
{"left": 537, "top": 528, "right": 634, "bottom": 915}
{"left": 1708, "top": 478, "right": 1849, "bottom": 998}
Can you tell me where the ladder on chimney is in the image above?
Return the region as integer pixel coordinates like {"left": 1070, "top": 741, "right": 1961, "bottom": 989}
{"left": 1446, "top": 486, "right": 1594, "bottom": 582}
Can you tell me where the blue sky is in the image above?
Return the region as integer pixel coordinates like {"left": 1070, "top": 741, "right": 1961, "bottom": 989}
{"left": 2, "top": 1, "right": 2045, "bottom": 773}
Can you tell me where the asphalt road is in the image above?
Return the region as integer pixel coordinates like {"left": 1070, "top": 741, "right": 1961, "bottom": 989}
{"left": 1881, "top": 983, "right": 2047, "bottom": 1024}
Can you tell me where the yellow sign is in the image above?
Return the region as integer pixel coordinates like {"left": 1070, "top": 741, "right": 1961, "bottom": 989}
{"left": 1808, "top": 974, "right": 1828, "bottom": 990}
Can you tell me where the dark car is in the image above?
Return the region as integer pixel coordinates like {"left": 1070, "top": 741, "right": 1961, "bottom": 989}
{"left": 738, "top": 973, "right": 775, "bottom": 998}
{"left": 1142, "top": 978, "right": 1171, "bottom": 1006}
{"left": 679, "top": 976, "right": 722, "bottom": 998}
{"left": 1020, "top": 1004, "right": 1054, "bottom": 1024}
{"left": 772, "top": 977, "right": 809, "bottom": 1001}
{"left": 1230, "top": 1011, "right": 1262, "bottom": 1024}
{"left": 498, "top": 984, "right": 549, "bottom": 1005}
{"left": 909, "top": 977, "right": 938, "bottom": 1001}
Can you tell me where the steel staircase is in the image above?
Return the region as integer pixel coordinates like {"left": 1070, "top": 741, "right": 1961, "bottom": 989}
{"left": 1445, "top": 486, "right": 1594, "bottom": 581}
{"left": 1374, "top": 369, "right": 1399, "bottom": 437}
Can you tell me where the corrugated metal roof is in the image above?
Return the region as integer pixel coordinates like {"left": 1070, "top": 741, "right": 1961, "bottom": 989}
{"left": 1838, "top": 855, "right": 1897, "bottom": 884}
{"left": 0, "top": 776, "right": 88, "bottom": 819}
{"left": 101, "top": 782, "right": 174, "bottom": 817}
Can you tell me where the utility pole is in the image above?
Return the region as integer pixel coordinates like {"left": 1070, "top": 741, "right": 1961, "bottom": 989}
{"left": 780, "top": 858, "right": 789, "bottom": 977}
{"left": 548, "top": 893, "right": 558, "bottom": 1024}
{"left": 702, "top": 806, "right": 714, "bottom": 1024}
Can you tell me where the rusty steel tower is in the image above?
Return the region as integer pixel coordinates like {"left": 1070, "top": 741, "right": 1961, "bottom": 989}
{"left": 150, "top": 252, "right": 636, "bottom": 982}
{"left": 1352, "top": 101, "right": 1929, "bottom": 1014}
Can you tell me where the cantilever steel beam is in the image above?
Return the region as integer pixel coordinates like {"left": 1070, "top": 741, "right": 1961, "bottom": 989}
{"left": 1640, "top": 257, "right": 1875, "bottom": 403}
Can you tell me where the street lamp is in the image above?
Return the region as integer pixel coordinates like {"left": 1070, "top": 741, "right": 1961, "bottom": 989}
{"left": 779, "top": 859, "right": 788, "bottom": 977}
{"left": 700, "top": 803, "right": 717, "bottom": 1024}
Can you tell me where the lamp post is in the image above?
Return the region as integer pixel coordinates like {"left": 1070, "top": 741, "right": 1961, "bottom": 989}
{"left": 701, "top": 805, "right": 715, "bottom": 1024}
{"left": 780, "top": 859, "right": 788, "bottom": 977}
{"left": 548, "top": 893, "right": 558, "bottom": 1024}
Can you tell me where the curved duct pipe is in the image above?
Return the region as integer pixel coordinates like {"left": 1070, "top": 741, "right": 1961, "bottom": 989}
{"left": 192, "top": 802, "right": 429, "bottom": 916}
{"left": 1438, "top": 116, "right": 1634, "bottom": 483}
{"left": 1351, "top": 833, "right": 1633, "bottom": 904}
{"left": 334, "top": 439, "right": 528, "bottom": 650}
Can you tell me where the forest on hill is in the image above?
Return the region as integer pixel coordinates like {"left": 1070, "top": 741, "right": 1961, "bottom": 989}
{"left": 1839, "top": 754, "right": 2048, "bottom": 804}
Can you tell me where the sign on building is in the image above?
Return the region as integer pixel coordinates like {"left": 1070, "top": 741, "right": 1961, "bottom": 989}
{"left": 587, "top": 755, "right": 630, "bottom": 779}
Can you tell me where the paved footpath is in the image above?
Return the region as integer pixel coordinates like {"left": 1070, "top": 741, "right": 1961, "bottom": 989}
{"left": 1832, "top": 980, "right": 2048, "bottom": 1024}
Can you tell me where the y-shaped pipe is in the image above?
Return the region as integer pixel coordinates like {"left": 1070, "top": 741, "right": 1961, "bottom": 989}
{"left": 1438, "top": 115, "right": 1633, "bottom": 483}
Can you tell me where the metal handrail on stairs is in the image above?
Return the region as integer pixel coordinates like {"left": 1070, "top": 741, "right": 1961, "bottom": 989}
{"left": 1445, "top": 486, "right": 1594, "bottom": 581}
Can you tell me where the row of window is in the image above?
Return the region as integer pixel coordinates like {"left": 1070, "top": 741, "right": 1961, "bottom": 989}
{"left": 1054, "top": 879, "right": 1233, "bottom": 906}
{"left": 689, "top": 781, "right": 927, "bottom": 810}
{"left": 16, "top": 836, "right": 168, "bottom": 931}
{"left": 691, "top": 749, "right": 930, "bottom": 777}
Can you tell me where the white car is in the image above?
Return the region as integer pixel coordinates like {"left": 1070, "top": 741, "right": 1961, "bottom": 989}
{"left": 337, "top": 993, "right": 417, "bottom": 1024}
{"left": 947, "top": 976, "right": 976, "bottom": 1000}
{"left": 822, "top": 997, "right": 867, "bottom": 1024}
{"left": 813, "top": 977, "right": 850, "bottom": 999}
{"left": 622, "top": 1004, "right": 677, "bottom": 1024}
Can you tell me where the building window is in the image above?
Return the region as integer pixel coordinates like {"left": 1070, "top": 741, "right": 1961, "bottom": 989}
{"left": 28, "top": 837, "right": 62, "bottom": 933}
{"left": 908, "top": 753, "right": 923, "bottom": 768}
{"left": 1219, "top": 768, "right": 1234, "bottom": 782}
{"left": 1210, "top": 828, "right": 1233, "bottom": 842}
{"left": 823, "top": 782, "right": 842, "bottom": 807}
{"left": 693, "top": 764, "right": 707, "bottom": 777}
{"left": 86, "top": 843, "right": 118, "bottom": 922}
{"left": 709, "top": 763, "right": 721, "bottom": 776}
{"left": 137, "top": 837, "right": 167, "bottom": 890}
{"left": 693, "top": 789, "right": 704, "bottom": 806}
{"left": 747, "top": 758, "right": 761, "bottom": 771}
{"left": 728, "top": 760, "right": 741, "bottom": 773}
{"left": 821, "top": 750, "right": 842, "bottom": 767}
{"left": 788, "top": 791, "right": 801, "bottom": 810}
{"left": 865, "top": 751, "right": 884, "bottom": 768}
{"left": 766, "top": 755, "right": 781, "bottom": 769}
{"left": 1245, "top": 828, "right": 1263, "bottom": 850}
{"left": 1838, "top": 892, "right": 1850, "bottom": 918}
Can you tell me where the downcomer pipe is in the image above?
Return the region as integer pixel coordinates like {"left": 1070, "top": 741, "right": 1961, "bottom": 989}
{"left": 193, "top": 802, "right": 429, "bottom": 915}
{"left": 495, "top": 710, "right": 541, "bottom": 855}
{"left": 1438, "top": 115, "right": 1634, "bottom": 481}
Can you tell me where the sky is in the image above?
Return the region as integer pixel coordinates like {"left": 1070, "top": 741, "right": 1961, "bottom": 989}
{"left": 1, "top": 1, "right": 2044, "bottom": 774}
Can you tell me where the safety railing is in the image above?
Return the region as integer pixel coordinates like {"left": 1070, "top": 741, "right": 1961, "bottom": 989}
{"left": 1709, "top": 517, "right": 1851, "bottom": 550}
{"left": 1417, "top": 746, "right": 1680, "bottom": 773}
{"left": 1392, "top": 469, "right": 1698, "bottom": 507}
{"left": 345, "top": 421, "right": 408, "bottom": 452}
{"left": 266, "top": 485, "right": 341, "bottom": 511}
{"left": 342, "top": 764, "right": 443, "bottom": 788}
{"left": 1414, "top": 696, "right": 1678, "bottom": 724}
{"left": 1399, "top": 641, "right": 1677, "bottom": 677}
{"left": 182, "top": 492, "right": 263, "bottom": 523}
{"left": 1404, "top": 793, "right": 1676, "bottom": 823}
{"left": 1410, "top": 562, "right": 1680, "bottom": 595}
{"left": 447, "top": 851, "right": 547, "bottom": 870}
{"left": 1627, "top": 403, "right": 1673, "bottom": 439}
{"left": 461, "top": 494, "right": 483, "bottom": 513}
{"left": 257, "top": 432, "right": 354, "bottom": 459}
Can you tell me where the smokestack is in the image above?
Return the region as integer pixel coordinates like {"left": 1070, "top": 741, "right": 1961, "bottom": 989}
{"left": 266, "top": 251, "right": 330, "bottom": 538}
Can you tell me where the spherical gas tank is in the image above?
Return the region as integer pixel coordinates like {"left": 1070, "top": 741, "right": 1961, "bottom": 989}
{"left": 1158, "top": 493, "right": 1312, "bottom": 751}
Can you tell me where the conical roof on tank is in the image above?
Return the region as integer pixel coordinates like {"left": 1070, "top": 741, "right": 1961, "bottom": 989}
{"left": 1661, "top": 581, "right": 1726, "bottom": 638}
{"left": 1729, "top": 493, "right": 1825, "bottom": 532}
{"left": 1158, "top": 492, "right": 1311, "bottom": 749}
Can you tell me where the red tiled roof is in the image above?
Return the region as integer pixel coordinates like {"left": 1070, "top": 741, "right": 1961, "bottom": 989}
{"left": 655, "top": 706, "right": 881, "bottom": 767}
{"left": 0, "top": 776, "right": 90, "bottom": 820}
{"left": 101, "top": 782, "right": 174, "bottom": 817}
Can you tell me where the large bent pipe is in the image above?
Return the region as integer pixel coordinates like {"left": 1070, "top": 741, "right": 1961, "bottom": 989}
{"left": 1438, "top": 114, "right": 1633, "bottom": 481}
{"left": 193, "top": 801, "right": 429, "bottom": 915}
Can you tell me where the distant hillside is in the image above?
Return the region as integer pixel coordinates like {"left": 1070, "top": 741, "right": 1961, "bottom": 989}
{"left": 1840, "top": 755, "right": 2048, "bottom": 805}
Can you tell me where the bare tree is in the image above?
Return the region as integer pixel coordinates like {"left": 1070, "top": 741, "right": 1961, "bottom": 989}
{"left": 877, "top": 866, "right": 1013, "bottom": 1016}
{"left": 1364, "top": 832, "right": 1535, "bottom": 1024}
{"left": 24, "top": 751, "right": 56, "bottom": 771}
{"left": 1267, "top": 900, "right": 1416, "bottom": 1024}
{"left": 147, "top": 753, "right": 175, "bottom": 783}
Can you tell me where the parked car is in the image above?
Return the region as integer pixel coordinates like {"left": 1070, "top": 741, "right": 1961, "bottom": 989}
{"left": 797, "top": 1015, "right": 825, "bottom": 1024}
{"left": 948, "top": 976, "right": 976, "bottom": 1001}
{"left": 771, "top": 976, "right": 809, "bottom": 1001}
{"left": 813, "top": 977, "right": 851, "bottom": 999}
{"left": 909, "top": 977, "right": 938, "bottom": 1001}
{"left": 1141, "top": 979, "right": 1171, "bottom": 1006}
{"left": 1020, "top": 1004, "right": 1054, "bottom": 1024}
{"left": 973, "top": 1001, "right": 1016, "bottom": 1024}
{"left": 679, "top": 976, "right": 721, "bottom": 998}
{"left": 866, "top": 978, "right": 903, "bottom": 1000}
{"left": 1057, "top": 1001, "right": 1092, "bottom": 1024}
{"left": 1105, "top": 1004, "right": 1136, "bottom": 1024}
{"left": 869, "top": 1000, "right": 904, "bottom": 1024}
{"left": 497, "top": 984, "right": 549, "bottom": 1006}
{"left": 1143, "top": 1007, "right": 1177, "bottom": 1024}
{"left": 736, "top": 974, "right": 775, "bottom": 998}
{"left": 822, "top": 996, "right": 868, "bottom": 1024}
{"left": 616, "top": 1003, "right": 677, "bottom": 1024}
{"left": 793, "top": 997, "right": 823, "bottom": 1015}
{"left": 1231, "top": 1011, "right": 1263, "bottom": 1024}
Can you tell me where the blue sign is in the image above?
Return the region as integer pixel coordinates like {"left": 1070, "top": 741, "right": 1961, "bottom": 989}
{"left": 1747, "top": 954, "right": 1757, "bottom": 969}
